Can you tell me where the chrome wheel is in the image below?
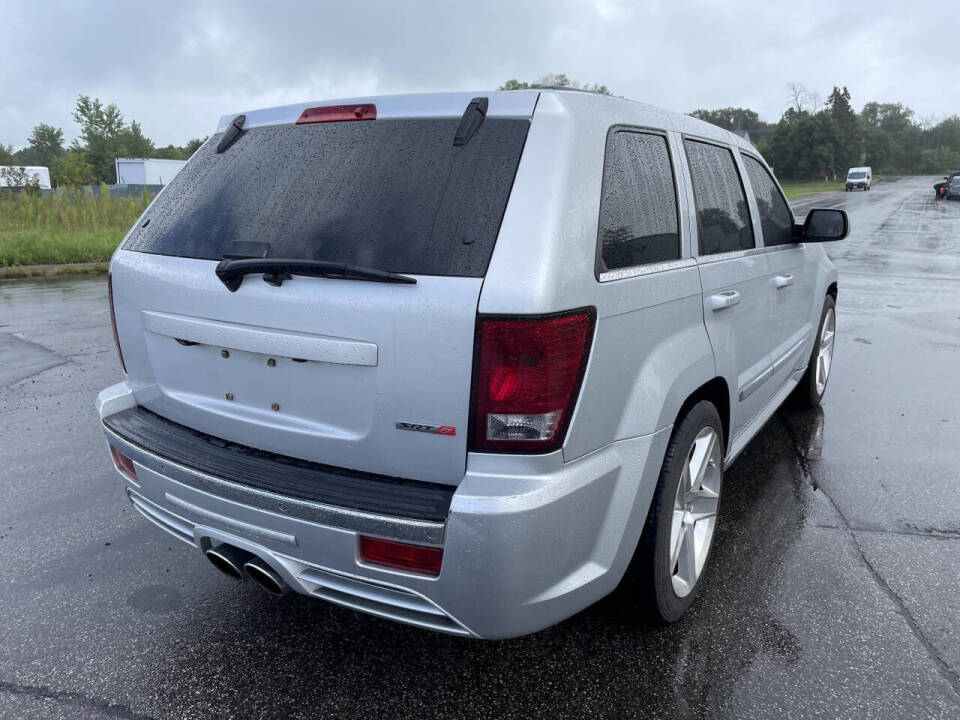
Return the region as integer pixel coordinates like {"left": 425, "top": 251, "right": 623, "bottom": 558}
{"left": 669, "top": 427, "right": 722, "bottom": 598}
{"left": 815, "top": 307, "right": 836, "bottom": 396}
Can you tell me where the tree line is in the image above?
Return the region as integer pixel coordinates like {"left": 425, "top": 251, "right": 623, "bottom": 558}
{"left": 502, "top": 75, "right": 959, "bottom": 179}
{"left": 691, "top": 85, "right": 960, "bottom": 179}
{"left": 0, "top": 95, "right": 206, "bottom": 187}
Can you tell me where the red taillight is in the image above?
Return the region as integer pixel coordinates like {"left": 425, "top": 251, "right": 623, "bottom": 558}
{"left": 107, "top": 273, "right": 126, "bottom": 373}
{"left": 295, "top": 104, "right": 377, "bottom": 125}
{"left": 470, "top": 308, "right": 596, "bottom": 454}
{"left": 359, "top": 536, "right": 443, "bottom": 577}
{"left": 110, "top": 446, "right": 137, "bottom": 481}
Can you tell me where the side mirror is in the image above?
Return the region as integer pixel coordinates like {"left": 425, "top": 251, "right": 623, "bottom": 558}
{"left": 799, "top": 208, "right": 849, "bottom": 242}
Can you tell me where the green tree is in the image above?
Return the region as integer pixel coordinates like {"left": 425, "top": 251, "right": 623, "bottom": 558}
{"left": 860, "top": 102, "right": 918, "bottom": 171}
{"left": 689, "top": 107, "right": 774, "bottom": 146}
{"left": 183, "top": 137, "right": 207, "bottom": 157}
{"left": 0, "top": 143, "right": 14, "bottom": 165}
{"left": 71, "top": 95, "right": 160, "bottom": 182}
{"left": 117, "top": 120, "right": 155, "bottom": 158}
{"left": 72, "top": 95, "right": 128, "bottom": 182}
{"left": 769, "top": 109, "right": 840, "bottom": 179}
{"left": 690, "top": 107, "right": 764, "bottom": 133}
{"left": 827, "top": 86, "right": 860, "bottom": 172}
{"left": 152, "top": 144, "right": 185, "bottom": 160}
{"left": 56, "top": 149, "right": 95, "bottom": 187}
{"left": 499, "top": 73, "right": 612, "bottom": 95}
{"left": 24, "top": 123, "right": 65, "bottom": 169}
{"left": 918, "top": 146, "right": 960, "bottom": 174}
{"left": 923, "top": 116, "right": 960, "bottom": 163}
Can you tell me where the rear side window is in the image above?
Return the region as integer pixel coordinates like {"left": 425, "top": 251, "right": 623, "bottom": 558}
{"left": 742, "top": 155, "right": 794, "bottom": 247}
{"left": 597, "top": 130, "right": 679, "bottom": 274}
{"left": 684, "top": 140, "right": 754, "bottom": 255}
{"left": 122, "top": 118, "right": 530, "bottom": 277}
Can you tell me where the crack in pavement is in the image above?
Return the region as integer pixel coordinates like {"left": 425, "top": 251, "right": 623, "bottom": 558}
{"left": 2, "top": 358, "right": 72, "bottom": 389}
{"left": 0, "top": 680, "right": 156, "bottom": 720}
{"left": 781, "top": 415, "right": 960, "bottom": 699}
{"left": 813, "top": 524, "right": 960, "bottom": 541}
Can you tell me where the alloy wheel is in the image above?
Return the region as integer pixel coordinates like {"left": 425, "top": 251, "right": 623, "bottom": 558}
{"left": 816, "top": 307, "right": 836, "bottom": 396}
{"left": 669, "top": 427, "right": 722, "bottom": 597}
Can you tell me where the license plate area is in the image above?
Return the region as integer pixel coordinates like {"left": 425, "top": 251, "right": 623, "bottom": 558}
{"left": 144, "top": 333, "right": 375, "bottom": 439}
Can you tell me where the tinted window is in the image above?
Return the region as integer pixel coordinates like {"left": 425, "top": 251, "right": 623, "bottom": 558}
{"left": 597, "top": 131, "right": 679, "bottom": 272}
{"left": 684, "top": 140, "right": 754, "bottom": 255}
{"left": 743, "top": 155, "right": 794, "bottom": 247}
{"left": 123, "top": 118, "right": 530, "bottom": 277}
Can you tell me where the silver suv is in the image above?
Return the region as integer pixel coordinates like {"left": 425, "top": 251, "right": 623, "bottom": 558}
{"left": 97, "top": 90, "right": 847, "bottom": 639}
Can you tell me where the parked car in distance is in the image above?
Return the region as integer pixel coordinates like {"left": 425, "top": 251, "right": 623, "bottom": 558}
{"left": 845, "top": 166, "right": 872, "bottom": 191}
{"left": 934, "top": 171, "right": 959, "bottom": 199}
{"left": 947, "top": 174, "right": 960, "bottom": 200}
{"left": 97, "top": 90, "right": 848, "bottom": 639}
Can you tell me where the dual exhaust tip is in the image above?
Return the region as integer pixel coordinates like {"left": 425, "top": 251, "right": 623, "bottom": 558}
{"left": 205, "top": 544, "right": 288, "bottom": 595}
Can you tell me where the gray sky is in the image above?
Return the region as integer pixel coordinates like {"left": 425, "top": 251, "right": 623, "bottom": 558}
{"left": 4, "top": 0, "right": 957, "bottom": 148}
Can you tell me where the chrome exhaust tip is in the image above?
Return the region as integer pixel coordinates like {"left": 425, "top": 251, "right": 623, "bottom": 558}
{"left": 205, "top": 544, "right": 254, "bottom": 580}
{"left": 243, "top": 558, "right": 288, "bottom": 595}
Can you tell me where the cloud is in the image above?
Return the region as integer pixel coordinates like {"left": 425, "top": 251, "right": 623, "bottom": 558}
{"left": 2, "top": 0, "right": 956, "bottom": 148}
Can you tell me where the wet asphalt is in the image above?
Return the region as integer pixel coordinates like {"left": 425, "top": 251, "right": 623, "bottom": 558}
{"left": 1, "top": 176, "right": 959, "bottom": 719}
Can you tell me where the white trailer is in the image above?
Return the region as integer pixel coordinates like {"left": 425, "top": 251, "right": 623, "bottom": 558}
{"left": 0, "top": 166, "right": 52, "bottom": 189}
{"left": 115, "top": 158, "right": 186, "bottom": 186}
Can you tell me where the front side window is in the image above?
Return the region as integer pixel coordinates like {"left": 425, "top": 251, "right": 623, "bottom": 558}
{"left": 684, "top": 140, "right": 754, "bottom": 255}
{"left": 597, "top": 130, "right": 680, "bottom": 274}
{"left": 743, "top": 155, "right": 794, "bottom": 247}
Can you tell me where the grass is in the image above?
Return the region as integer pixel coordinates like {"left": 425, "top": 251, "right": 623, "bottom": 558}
{"left": 780, "top": 180, "right": 847, "bottom": 200}
{"left": 0, "top": 188, "right": 152, "bottom": 268}
{"left": 0, "top": 262, "right": 109, "bottom": 279}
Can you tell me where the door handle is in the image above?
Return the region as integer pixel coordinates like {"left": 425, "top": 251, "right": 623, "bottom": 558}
{"left": 774, "top": 274, "right": 794, "bottom": 289}
{"left": 710, "top": 290, "right": 741, "bottom": 311}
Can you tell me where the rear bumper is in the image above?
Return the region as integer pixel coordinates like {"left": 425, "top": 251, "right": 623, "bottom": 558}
{"left": 97, "top": 382, "right": 670, "bottom": 639}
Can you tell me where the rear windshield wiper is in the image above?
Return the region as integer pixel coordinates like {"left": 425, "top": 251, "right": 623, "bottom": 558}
{"left": 215, "top": 258, "right": 417, "bottom": 292}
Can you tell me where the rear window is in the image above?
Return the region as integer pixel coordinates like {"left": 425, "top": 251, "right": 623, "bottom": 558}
{"left": 122, "top": 117, "right": 530, "bottom": 277}
{"left": 596, "top": 130, "right": 680, "bottom": 275}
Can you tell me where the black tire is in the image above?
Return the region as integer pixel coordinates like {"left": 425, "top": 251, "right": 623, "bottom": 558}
{"left": 790, "top": 295, "right": 836, "bottom": 409}
{"left": 629, "top": 400, "right": 724, "bottom": 622}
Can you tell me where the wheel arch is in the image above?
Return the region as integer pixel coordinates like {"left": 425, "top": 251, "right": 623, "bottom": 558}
{"left": 672, "top": 377, "right": 731, "bottom": 453}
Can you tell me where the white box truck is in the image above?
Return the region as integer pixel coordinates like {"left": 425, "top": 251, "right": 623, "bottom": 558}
{"left": 0, "top": 166, "right": 52, "bottom": 189}
{"left": 115, "top": 158, "right": 187, "bottom": 186}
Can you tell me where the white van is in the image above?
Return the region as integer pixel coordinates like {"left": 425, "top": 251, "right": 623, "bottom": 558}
{"left": 845, "top": 166, "right": 872, "bottom": 191}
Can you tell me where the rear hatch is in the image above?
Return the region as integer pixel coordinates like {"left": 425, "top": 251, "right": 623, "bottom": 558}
{"left": 110, "top": 93, "right": 535, "bottom": 485}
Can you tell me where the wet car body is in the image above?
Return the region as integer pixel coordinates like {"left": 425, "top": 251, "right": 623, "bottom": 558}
{"left": 96, "top": 90, "right": 846, "bottom": 638}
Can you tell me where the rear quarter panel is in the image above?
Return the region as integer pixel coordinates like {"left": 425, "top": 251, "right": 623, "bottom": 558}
{"left": 480, "top": 94, "right": 719, "bottom": 461}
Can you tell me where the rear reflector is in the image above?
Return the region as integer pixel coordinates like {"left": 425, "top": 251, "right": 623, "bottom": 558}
{"left": 470, "top": 308, "right": 596, "bottom": 453}
{"left": 359, "top": 536, "right": 443, "bottom": 577}
{"left": 296, "top": 104, "right": 377, "bottom": 125}
{"left": 110, "top": 446, "right": 137, "bottom": 481}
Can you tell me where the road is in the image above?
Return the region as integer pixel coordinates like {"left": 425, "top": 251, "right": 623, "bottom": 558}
{"left": 1, "top": 176, "right": 958, "bottom": 719}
